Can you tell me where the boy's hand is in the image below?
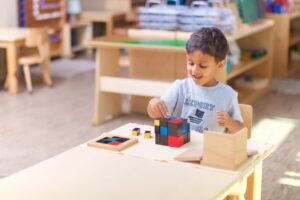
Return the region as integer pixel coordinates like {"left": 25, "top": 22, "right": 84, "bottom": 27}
{"left": 148, "top": 98, "right": 169, "bottom": 118}
{"left": 216, "top": 111, "right": 233, "bottom": 127}
{"left": 217, "top": 111, "right": 244, "bottom": 134}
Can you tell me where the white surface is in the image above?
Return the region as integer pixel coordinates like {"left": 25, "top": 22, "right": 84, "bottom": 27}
{"left": 0, "top": 146, "right": 235, "bottom": 200}
{"left": 86, "top": 123, "right": 272, "bottom": 174}
{"left": 0, "top": 123, "right": 272, "bottom": 200}
{"left": 0, "top": 28, "right": 26, "bottom": 42}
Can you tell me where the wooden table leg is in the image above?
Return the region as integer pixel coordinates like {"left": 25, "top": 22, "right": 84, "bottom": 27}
{"left": 5, "top": 42, "right": 18, "bottom": 95}
{"left": 92, "top": 48, "right": 121, "bottom": 126}
{"left": 246, "top": 162, "right": 262, "bottom": 200}
{"left": 40, "top": 59, "right": 53, "bottom": 86}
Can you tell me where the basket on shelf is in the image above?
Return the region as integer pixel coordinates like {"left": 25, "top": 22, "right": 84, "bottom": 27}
{"left": 137, "top": 0, "right": 235, "bottom": 33}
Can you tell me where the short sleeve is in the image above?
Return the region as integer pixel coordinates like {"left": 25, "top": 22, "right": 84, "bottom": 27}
{"left": 160, "top": 80, "right": 180, "bottom": 114}
{"left": 228, "top": 92, "right": 244, "bottom": 123}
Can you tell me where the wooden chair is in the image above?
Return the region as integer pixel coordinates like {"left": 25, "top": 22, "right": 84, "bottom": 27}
{"left": 18, "top": 28, "right": 52, "bottom": 93}
{"left": 239, "top": 104, "right": 253, "bottom": 139}
{"left": 227, "top": 104, "right": 253, "bottom": 200}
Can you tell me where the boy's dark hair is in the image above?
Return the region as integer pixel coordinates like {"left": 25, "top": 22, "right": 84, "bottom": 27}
{"left": 185, "top": 27, "right": 229, "bottom": 62}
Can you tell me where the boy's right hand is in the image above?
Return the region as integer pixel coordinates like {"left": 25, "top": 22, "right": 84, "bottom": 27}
{"left": 148, "top": 98, "right": 169, "bottom": 118}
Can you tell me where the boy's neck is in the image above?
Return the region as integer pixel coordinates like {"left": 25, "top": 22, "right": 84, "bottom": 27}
{"left": 201, "top": 79, "right": 218, "bottom": 87}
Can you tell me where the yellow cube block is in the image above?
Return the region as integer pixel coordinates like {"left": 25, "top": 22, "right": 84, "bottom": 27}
{"left": 154, "top": 120, "right": 160, "bottom": 126}
{"left": 144, "top": 131, "right": 151, "bottom": 139}
{"left": 131, "top": 128, "right": 140, "bottom": 136}
{"left": 132, "top": 132, "right": 138, "bottom": 136}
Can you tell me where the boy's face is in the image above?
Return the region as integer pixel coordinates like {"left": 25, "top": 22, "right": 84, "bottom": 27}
{"left": 186, "top": 50, "right": 225, "bottom": 87}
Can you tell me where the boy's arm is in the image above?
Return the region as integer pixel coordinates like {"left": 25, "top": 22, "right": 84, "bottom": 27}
{"left": 147, "top": 98, "right": 169, "bottom": 119}
{"left": 217, "top": 111, "right": 245, "bottom": 134}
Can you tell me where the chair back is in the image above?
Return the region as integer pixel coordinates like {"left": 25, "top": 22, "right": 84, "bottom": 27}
{"left": 239, "top": 104, "right": 253, "bottom": 139}
{"left": 25, "top": 28, "right": 50, "bottom": 61}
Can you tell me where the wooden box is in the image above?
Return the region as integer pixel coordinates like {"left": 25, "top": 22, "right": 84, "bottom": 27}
{"left": 201, "top": 128, "right": 247, "bottom": 170}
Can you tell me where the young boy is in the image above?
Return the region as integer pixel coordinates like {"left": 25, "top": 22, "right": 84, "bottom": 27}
{"left": 147, "top": 27, "right": 244, "bottom": 134}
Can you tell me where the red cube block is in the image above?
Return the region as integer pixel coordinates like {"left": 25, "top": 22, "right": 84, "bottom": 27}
{"left": 168, "top": 135, "right": 184, "bottom": 148}
{"left": 168, "top": 119, "right": 182, "bottom": 124}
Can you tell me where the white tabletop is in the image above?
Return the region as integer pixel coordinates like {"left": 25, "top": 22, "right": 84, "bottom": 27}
{"left": 0, "top": 123, "right": 271, "bottom": 200}
{"left": 0, "top": 28, "right": 26, "bottom": 42}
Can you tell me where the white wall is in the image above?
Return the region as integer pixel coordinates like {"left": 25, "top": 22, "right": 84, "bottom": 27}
{"left": 0, "top": 0, "right": 18, "bottom": 27}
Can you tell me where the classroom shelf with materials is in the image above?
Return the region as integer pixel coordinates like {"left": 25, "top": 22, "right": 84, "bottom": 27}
{"left": 267, "top": 10, "right": 300, "bottom": 77}
{"left": 80, "top": 11, "right": 127, "bottom": 37}
{"left": 17, "top": 0, "right": 66, "bottom": 57}
{"left": 63, "top": 21, "right": 92, "bottom": 58}
{"left": 88, "top": 19, "right": 274, "bottom": 125}
{"left": 103, "top": 0, "right": 146, "bottom": 21}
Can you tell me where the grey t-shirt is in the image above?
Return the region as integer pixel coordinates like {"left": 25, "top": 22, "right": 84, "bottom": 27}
{"left": 161, "top": 77, "right": 243, "bottom": 133}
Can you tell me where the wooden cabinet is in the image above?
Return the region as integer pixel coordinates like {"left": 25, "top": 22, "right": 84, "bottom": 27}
{"left": 104, "top": 0, "right": 146, "bottom": 21}
{"left": 268, "top": 11, "right": 300, "bottom": 77}
{"left": 17, "top": 0, "right": 66, "bottom": 57}
{"left": 82, "top": 0, "right": 146, "bottom": 21}
{"left": 63, "top": 21, "right": 92, "bottom": 58}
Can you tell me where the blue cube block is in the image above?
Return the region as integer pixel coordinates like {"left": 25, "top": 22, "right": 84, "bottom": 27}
{"left": 160, "top": 126, "right": 168, "bottom": 136}
{"left": 167, "top": 116, "right": 176, "bottom": 120}
{"left": 182, "top": 123, "right": 187, "bottom": 134}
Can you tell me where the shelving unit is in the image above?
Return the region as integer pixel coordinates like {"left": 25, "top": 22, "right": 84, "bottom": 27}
{"left": 268, "top": 10, "right": 300, "bottom": 77}
{"left": 17, "top": 0, "right": 66, "bottom": 57}
{"left": 104, "top": 0, "right": 146, "bottom": 21}
{"left": 63, "top": 21, "right": 92, "bottom": 58}
{"left": 127, "top": 20, "right": 274, "bottom": 112}
{"left": 226, "top": 56, "right": 270, "bottom": 81}
{"left": 80, "top": 11, "right": 127, "bottom": 37}
{"left": 89, "top": 19, "right": 274, "bottom": 124}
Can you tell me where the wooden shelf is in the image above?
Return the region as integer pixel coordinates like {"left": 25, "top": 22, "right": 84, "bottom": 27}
{"left": 90, "top": 19, "right": 274, "bottom": 124}
{"left": 288, "top": 60, "right": 300, "bottom": 75}
{"left": 268, "top": 11, "right": 300, "bottom": 77}
{"left": 227, "top": 56, "right": 269, "bottom": 81}
{"left": 289, "top": 34, "right": 300, "bottom": 46}
{"left": 290, "top": 10, "right": 300, "bottom": 20}
{"left": 175, "top": 19, "right": 274, "bottom": 42}
{"left": 63, "top": 21, "right": 92, "bottom": 58}
{"left": 72, "top": 45, "right": 87, "bottom": 53}
{"left": 18, "top": 0, "right": 65, "bottom": 58}
{"left": 51, "top": 49, "right": 62, "bottom": 57}
{"left": 100, "top": 76, "right": 171, "bottom": 97}
{"left": 237, "top": 87, "right": 271, "bottom": 104}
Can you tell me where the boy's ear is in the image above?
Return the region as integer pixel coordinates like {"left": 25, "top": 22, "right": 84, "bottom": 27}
{"left": 186, "top": 52, "right": 190, "bottom": 59}
{"left": 217, "top": 59, "right": 226, "bottom": 69}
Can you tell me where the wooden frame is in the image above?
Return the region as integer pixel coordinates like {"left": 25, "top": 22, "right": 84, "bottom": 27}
{"left": 87, "top": 134, "right": 138, "bottom": 151}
